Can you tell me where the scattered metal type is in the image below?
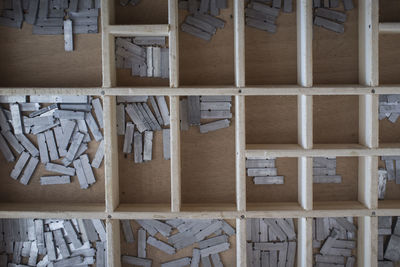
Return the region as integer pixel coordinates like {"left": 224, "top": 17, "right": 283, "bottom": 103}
{"left": 0, "top": 96, "right": 104, "bottom": 188}
{"left": 180, "top": 95, "right": 233, "bottom": 133}
{"left": 115, "top": 37, "right": 169, "bottom": 79}
{"left": 118, "top": 96, "right": 170, "bottom": 163}
{"left": 246, "top": 218, "right": 296, "bottom": 267}
{"left": 313, "top": 217, "right": 357, "bottom": 267}
{"left": 121, "top": 219, "right": 235, "bottom": 266}
{"left": 313, "top": 0, "right": 354, "bottom": 33}
{"left": 378, "top": 156, "right": 400, "bottom": 200}
{"left": 246, "top": 158, "right": 285, "bottom": 185}
{"left": 379, "top": 95, "right": 400, "bottom": 123}
{"left": 0, "top": 218, "right": 106, "bottom": 266}
{"left": 378, "top": 216, "right": 400, "bottom": 265}
{"left": 0, "top": 0, "right": 101, "bottom": 51}
{"left": 245, "top": 0, "right": 294, "bottom": 34}
{"left": 313, "top": 157, "right": 342, "bottom": 184}
{"left": 179, "top": 0, "right": 228, "bottom": 41}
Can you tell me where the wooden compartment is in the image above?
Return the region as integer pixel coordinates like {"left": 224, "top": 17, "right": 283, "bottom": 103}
{"left": 245, "top": 1, "right": 297, "bottom": 85}
{"left": 312, "top": 0, "right": 359, "bottom": 84}
{"left": 0, "top": 96, "right": 105, "bottom": 210}
{"left": 379, "top": 0, "right": 400, "bottom": 22}
{"left": 313, "top": 157, "right": 358, "bottom": 203}
{"left": 120, "top": 219, "right": 237, "bottom": 267}
{"left": 115, "top": 36, "right": 170, "bottom": 87}
{"left": 245, "top": 96, "right": 298, "bottom": 145}
{"left": 246, "top": 157, "right": 299, "bottom": 210}
{"left": 178, "top": 0, "right": 234, "bottom": 86}
{"left": 313, "top": 95, "right": 359, "bottom": 144}
{"left": 118, "top": 96, "right": 171, "bottom": 211}
{"left": 113, "top": 0, "right": 168, "bottom": 25}
{"left": 379, "top": 34, "right": 400, "bottom": 84}
{"left": 181, "top": 97, "right": 236, "bottom": 210}
{"left": 379, "top": 95, "right": 400, "bottom": 144}
{"left": 378, "top": 157, "right": 400, "bottom": 208}
{"left": 0, "top": 25, "right": 102, "bottom": 87}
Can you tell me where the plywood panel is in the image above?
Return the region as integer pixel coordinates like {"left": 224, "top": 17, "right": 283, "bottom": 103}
{"left": 120, "top": 219, "right": 237, "bottom": 267}
{"left": 313, "top": 0, "right": 359, "bottom": 84}
{"left": 313, "top": 95, "right": 359, "bottom": 144}
{"left": 379, "top": 0, "right": 400, "bottom": 22}
{"left": 246, "top": 157, "right": 298, "bottom": 203}
{"left": 178, "top": 0, "right": 234, "bottom": 86}
{"left": 379, "top": 34, "right": 400, "bottom": 84}
{"left": 245, "top": 0, "right": 297, "bottom": 85}
{"left": 245, "top": 96, "right": 298, "bottom": 144}
{"left": 0, "top": 24, "right": 102, "bottom": 87}
{"left": 313, "top": 157, "right": 358, "bottom": 202}
{"left": 113, "top": 0, "right": 168, "bottom": 25}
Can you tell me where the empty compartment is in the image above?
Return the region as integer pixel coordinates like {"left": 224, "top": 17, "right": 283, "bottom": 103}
{"left": 115, "top": 36, "right": 170, "bottom": 87}
{"left": 379, "top": 34, "right": 400, "bottom": 84}
{"left": 379, "top": 0, "right": 400, "bottom": 22}
{"left": 313, "top": 95, "right": 359, "bottom": 144}
{"left": 120, "top": 219, "right": 236, "bottom": 267}
{"left": 0, "top": 95, "right": 105, "bottom": 208}
{"left": 246, "top": 157, "right": 299, "bottom": 209}
{"left": 0, "top": 217, "right": 107, "bottom": 266}
{"left": 312, "top": 217, "right": 358, "bottom": 266}
{"left": 379, "top": 94, "right": 400, "bottom": 144}
{"left": 313, "top": 1, "right": 359, "bottom": 84}
{"left": 377, "top": 216, "right": 400, "bottom": 265}
{"left": 113, "top": 0, "right": 168, "bottom": 25}
{"left": 313, "top": 157, "right": 358, "bottom": 203}
{"left": 246, "top": 218, "right": 298, "bottom": 267}
{"left": 246, "top": 96, "right": 298, "bottom": 145}
{"left": 117, "top": 96, "right": 171, "bottom": 210}
{"left": 245, "top": 0, "right": 297, "bottom": 85}
{"left": 178, "top": 0, "right": 234, "bottom": 86}
{"left": 378, "top": 156, "right": 400, "bottom": 208}
{"left": 0, "top": 3, "right": 102, "bottom": 87}
{"left": 181, "top": 96, "right": 236, "bottom": 210}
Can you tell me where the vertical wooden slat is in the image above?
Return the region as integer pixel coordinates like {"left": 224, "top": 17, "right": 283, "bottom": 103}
{"left": 168, "top": 0, "right": 179, "bottom": 88}
{"left": 106, "top": 219, "right": 121, "bottom": 267}
{"left": 298, "top": 217, "right": 312, "bottom": 267}
{"left": 358, "top": 156, "right": 378, "bottom": 210}
{"left": 359, "top": 94, "right": 379, "bottom": 148}
{"left": 358, "top": 216, "right": 376, "bottom": 267}
{"left": 298, "top": 95, "right": 313, "bottom": 149}
{"left": 298, "top": 157, "right": 313, "bottom": 210}
{"left": 359, "top": 0, "right": 379, "bottom": 87}
{"left": 236, "top": 218, "right": 247, "bottom": 267}
{"left": 234, "top": 0, "right": 245, "bottom": 87}
{"left": 104, "top": 96, "right": 119, "bottom": 213}
{"left": 170, "top": 96, "right": 181, "bottom": 212}
{"left": 236, "top": 95, "right": 246, "bottom": 212}
{"left": 297, "top": 0, "right": 313, "bottom": 87}
{"left": 101, "top": 0, "right": 116, "bottom": 87}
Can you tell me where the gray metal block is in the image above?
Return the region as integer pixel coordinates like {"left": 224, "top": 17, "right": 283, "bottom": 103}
{"left": 116, "top": 104, "right": 126, "bottom": 135}
{"left": 191, "top": 248, "right": 200, "bottom": 267}
{"left": 216, "top": 0, "right": 227, "bottom": 8}
{"left": 43, "top": 130, "right": 58, "bottom": 161}
{"left": 125, "top": 105, "right": 147, "bottom": 133}
{"left": 343, "top": 0, "right": 354, "bottom": 10}
{"left": 385, "top": 160, "right": 395, "bottom": 180}
{"left": 263, "top": 219, "right": 286, "bottom": 241}
{"left": 92, "top": 98, "right": 104, "bottom": 129}
{"left": 246, "top": 17, "right": 277, "bottom": 33}
{"left": 163, "top": 129, "right": 170, "bottom": 160}
{"left": 10, "top": 103, "right": 23, "bottom": 135}
{"left": 147, "top": 236, "right": 176, "bottom": 255}
{"left": 186, "top": 15, "right": 217, "bottom": 35}
{"left": 246, "top": 159, "right": 275, "bottom": 168}
{"left": 161, "top": 48, "right": 169, "bottom": 79}
{"left": 53, "top": 256, "right": 83, "bottom": 267}
{"left": 251, "top": 1, "right": 279, "bottom": 17}
{"left": 133, "top": 36, "right": 166, "bottom": 46}
{"left": 156, "top": 96, "right": 170, "bottom": 126}
{"left": 188, "top": 96, "right": 201, "bottom": 126}
{"left": 91, "top": 139, "right": 104, "bottom": 168}
{"left": 199, "top": 0, "right": 210, "bottom": 13}
{"left": 40, "top": 175, "right": 70, "bottom": 185}
{"left": 201, "top": 110, "right": 232, "bottom": 119}
{"left": 133, "top": 131, "right": 143, "bottom": 163}
{"left": 19, "top": 156, "right": 39, "bottom": 185}
{"left": 85, "top": 112, "right": 103, "bottom": 141}
{"left": 122, "top": 256, "right": 152, "bottom": 267}
{"left": 251, "top": 218, "right": 260, "bottom": 242}
{"left": 63, "top": 220, "right": 83, "bottom": 249}
{"left": 121, "top": 220, "right": 134, "bottom": 243}
{"left": 162, "top": 257, "right": 192, "bottom": 267}
{"left": 143, "top": 131, "right": 153, "bottom": 161}
{"left": 334, "top": 217, "right": 357, "bottom": 233}
{"left": 10, "top": 151, "right": 30, "bottom": 180}
{"left": 210, "top": 0, "right": 219, "bottom": 16}
{"left": 123, "top": 122, "right": 134, "bottom": 154}
{"left": 313, "top": 175, "right": 342, "bottom": 183}
{"left": 37, "top": 133, "right": 49, "bottom": 164}
{"left": 73, "top": 159, "right": 89, "bottom": 189}
{"left": 143, "top": 103, "right": 161, "bottom": 130}
{"left": 276, "top": 218, "right": 296, "bottom": 240}
{"left": 181, "top": 22, "right": 213, "bottom": 41}
{"left": 45, "top": 162, "right": 75, "bottom": 176}
{"left": 64, "top": 19, "right": 73, "bottom": 51}
{"left": 314, "top": 16, "right": 345, "bottom": 33}
{"left": 315, "top": 254, "right": 345, "bottom": 264}
{"left": 116, "top": 37, "right": 146, "bottom": 57}
{"left": 200, "top": 119, "right": 230, "bottom": 133}
{"left": 283, "top": 0, "right": 292, "bottom": 12}
{"left": 211, "top": 253, "right": 223, "bottom": 267}
{"left": 315, "top": 8, "right": 346, "bottom": 23}
{"left": 55, "top": 110, "right": 85, "bottom": 120}
{"left": 92, "top": 219, "right": 106, "bottom": 242}
{"left": 273, "top": 0, "right": 281, "bottom": 8}
{"left": 0, "top": 132, "right": 15, "bottom": 162}
{"left": 138, "top": 228, "right": 147, "bottom": 258}
{"left": 65, "top": 132, "right": 84, "bottom": 163}
{"left": 222, "top": 220, "right": 235, "bottom": 236}
{"left": 80, "top": 154, "right": 96, "bottom": 185}
{"left": 200, "top": 102, "right": 231, "bottom": 111}
{"left": 198, "top": 235, "right": 228, "bottom": 249}
{"left": 247, "top": 167, "right": 277, "bottom": 176}
{"left": 200, "top": 242, "right": 230, "bottom": 257}
{"left": 193, "top": 13, "right": 225, "bottom": 28}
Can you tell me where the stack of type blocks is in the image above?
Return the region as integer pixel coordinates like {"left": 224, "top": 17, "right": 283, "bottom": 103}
{"left": 313, "top": 0, "right": 354, "bottom": 33}
{"left": 313, "top": 217, "right": 357, "bottom": 267}
{"left": 117, "top": 96, "right": 171, "bottom": 163}
{"left": 378, "top": 156, "right": 400, "bottom": 200}
{"left": 120, "top": 219, "right": 235, "bottom": 267}
{"left": 246, "top": 218, "right": 296, "bottom": 267}
{"left": 379, "top": 95, "right": 400, "bottom": 123}
{"left": 378, "top": 216, "right": 400, "bottom": 266}
{"left": 246, "top": 158, "right": 285, "bottom": 185}
{"left": 0, "top": 95, "right": 104, "bottom": 189}
{"left": 0, "top": 218, "right": 106, "bottom": 267}
{"left": 313, "top": 157, "right": 342, "bottom": 184}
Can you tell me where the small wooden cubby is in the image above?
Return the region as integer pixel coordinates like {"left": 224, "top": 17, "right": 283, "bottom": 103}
{"left": 0, "top": 0, "right": 399, "bottom": 266}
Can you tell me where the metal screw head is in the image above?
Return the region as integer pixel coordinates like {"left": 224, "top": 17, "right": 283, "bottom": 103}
{"left": 108, "top": 215, "right": 112, "bottom": 219}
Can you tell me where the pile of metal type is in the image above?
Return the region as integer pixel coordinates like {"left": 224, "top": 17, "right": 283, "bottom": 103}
{"left": 246, "top": 218, "right": 296, "bottom": 267}
{"left": 180, "top": 96, "right": 232, "bottom": 134}
{"left": 313, "top": 0, "right": 354, "bottom": 33}
{"left": 120, "top": 219, "right": 235, "bottom": 267}
{"left": 179, "top": 0, "right": 227, "bottom": 41}
{"left": 0, "top": 218, "right": 106, "bottom": 267}
{"left": 0, "top": 95, "right": 104, "bottom": 189}
{"left": 117, "top": 96, "right": 171, "bottom": 163}
{"left": 313, "top": 157, "right": 342, "bottom": 184}
{"left": 0, "top": 0, "right": 100, "bottom": 51}
{"left": 115, "top": 37, "right": 169, "bottom": 79}
{"left": 313, "top": 217, "right": 357, "bottom": 267}
{"left": 378, "top": 156, "right": 400, "bottom": 200}
{"left": 378, "top": 216, "right": 400, "bottom": 266}
{"left": 379, "top": 95, "right": 400, "bottom": 123}
{"left": 246, "top": 158, "right": 285, "bottom": 185}
{"left": 245, "top": 0, "right": 294, "bottom": 34}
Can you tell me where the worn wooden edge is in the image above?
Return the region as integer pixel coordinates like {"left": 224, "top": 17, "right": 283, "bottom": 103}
{"left": 236, "top": 218, "right": 247, "bottom": 267}
{"left": 170, "top": 96, "right": 181, "bottom": 212}
{"left": 107, "top": 219, "right": 121, "bottom": 267}
{"left": 358, "top": 156, "right": 378, "bottom": 210}
{"left": 298, "top": 157, "right": 313, "bottom": 211}
{"left": 168, "top": 0, "right": 179, "bottom": 87}
{"left": 379, "top": 22, "right": 400, "bottom": 34}
{"left": 106, "top": 25, "right": 169, "bottom": 36}
{"left": 297, "top": 217, "right": 312, "bottom": 267}
{"left": 358, "top": 216, "right": 376, "bottom": 267}
{"left": 234, "top": 0, "right": 245, "bottom": 87}
{"left": 298, "top": 95, "right": 313, "bottom": 149}
{"left": 297, "top": 0, "right": 313, "bottom": 87}
{"left": 236, "top": 96, "right": 246, "bottom": 212}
